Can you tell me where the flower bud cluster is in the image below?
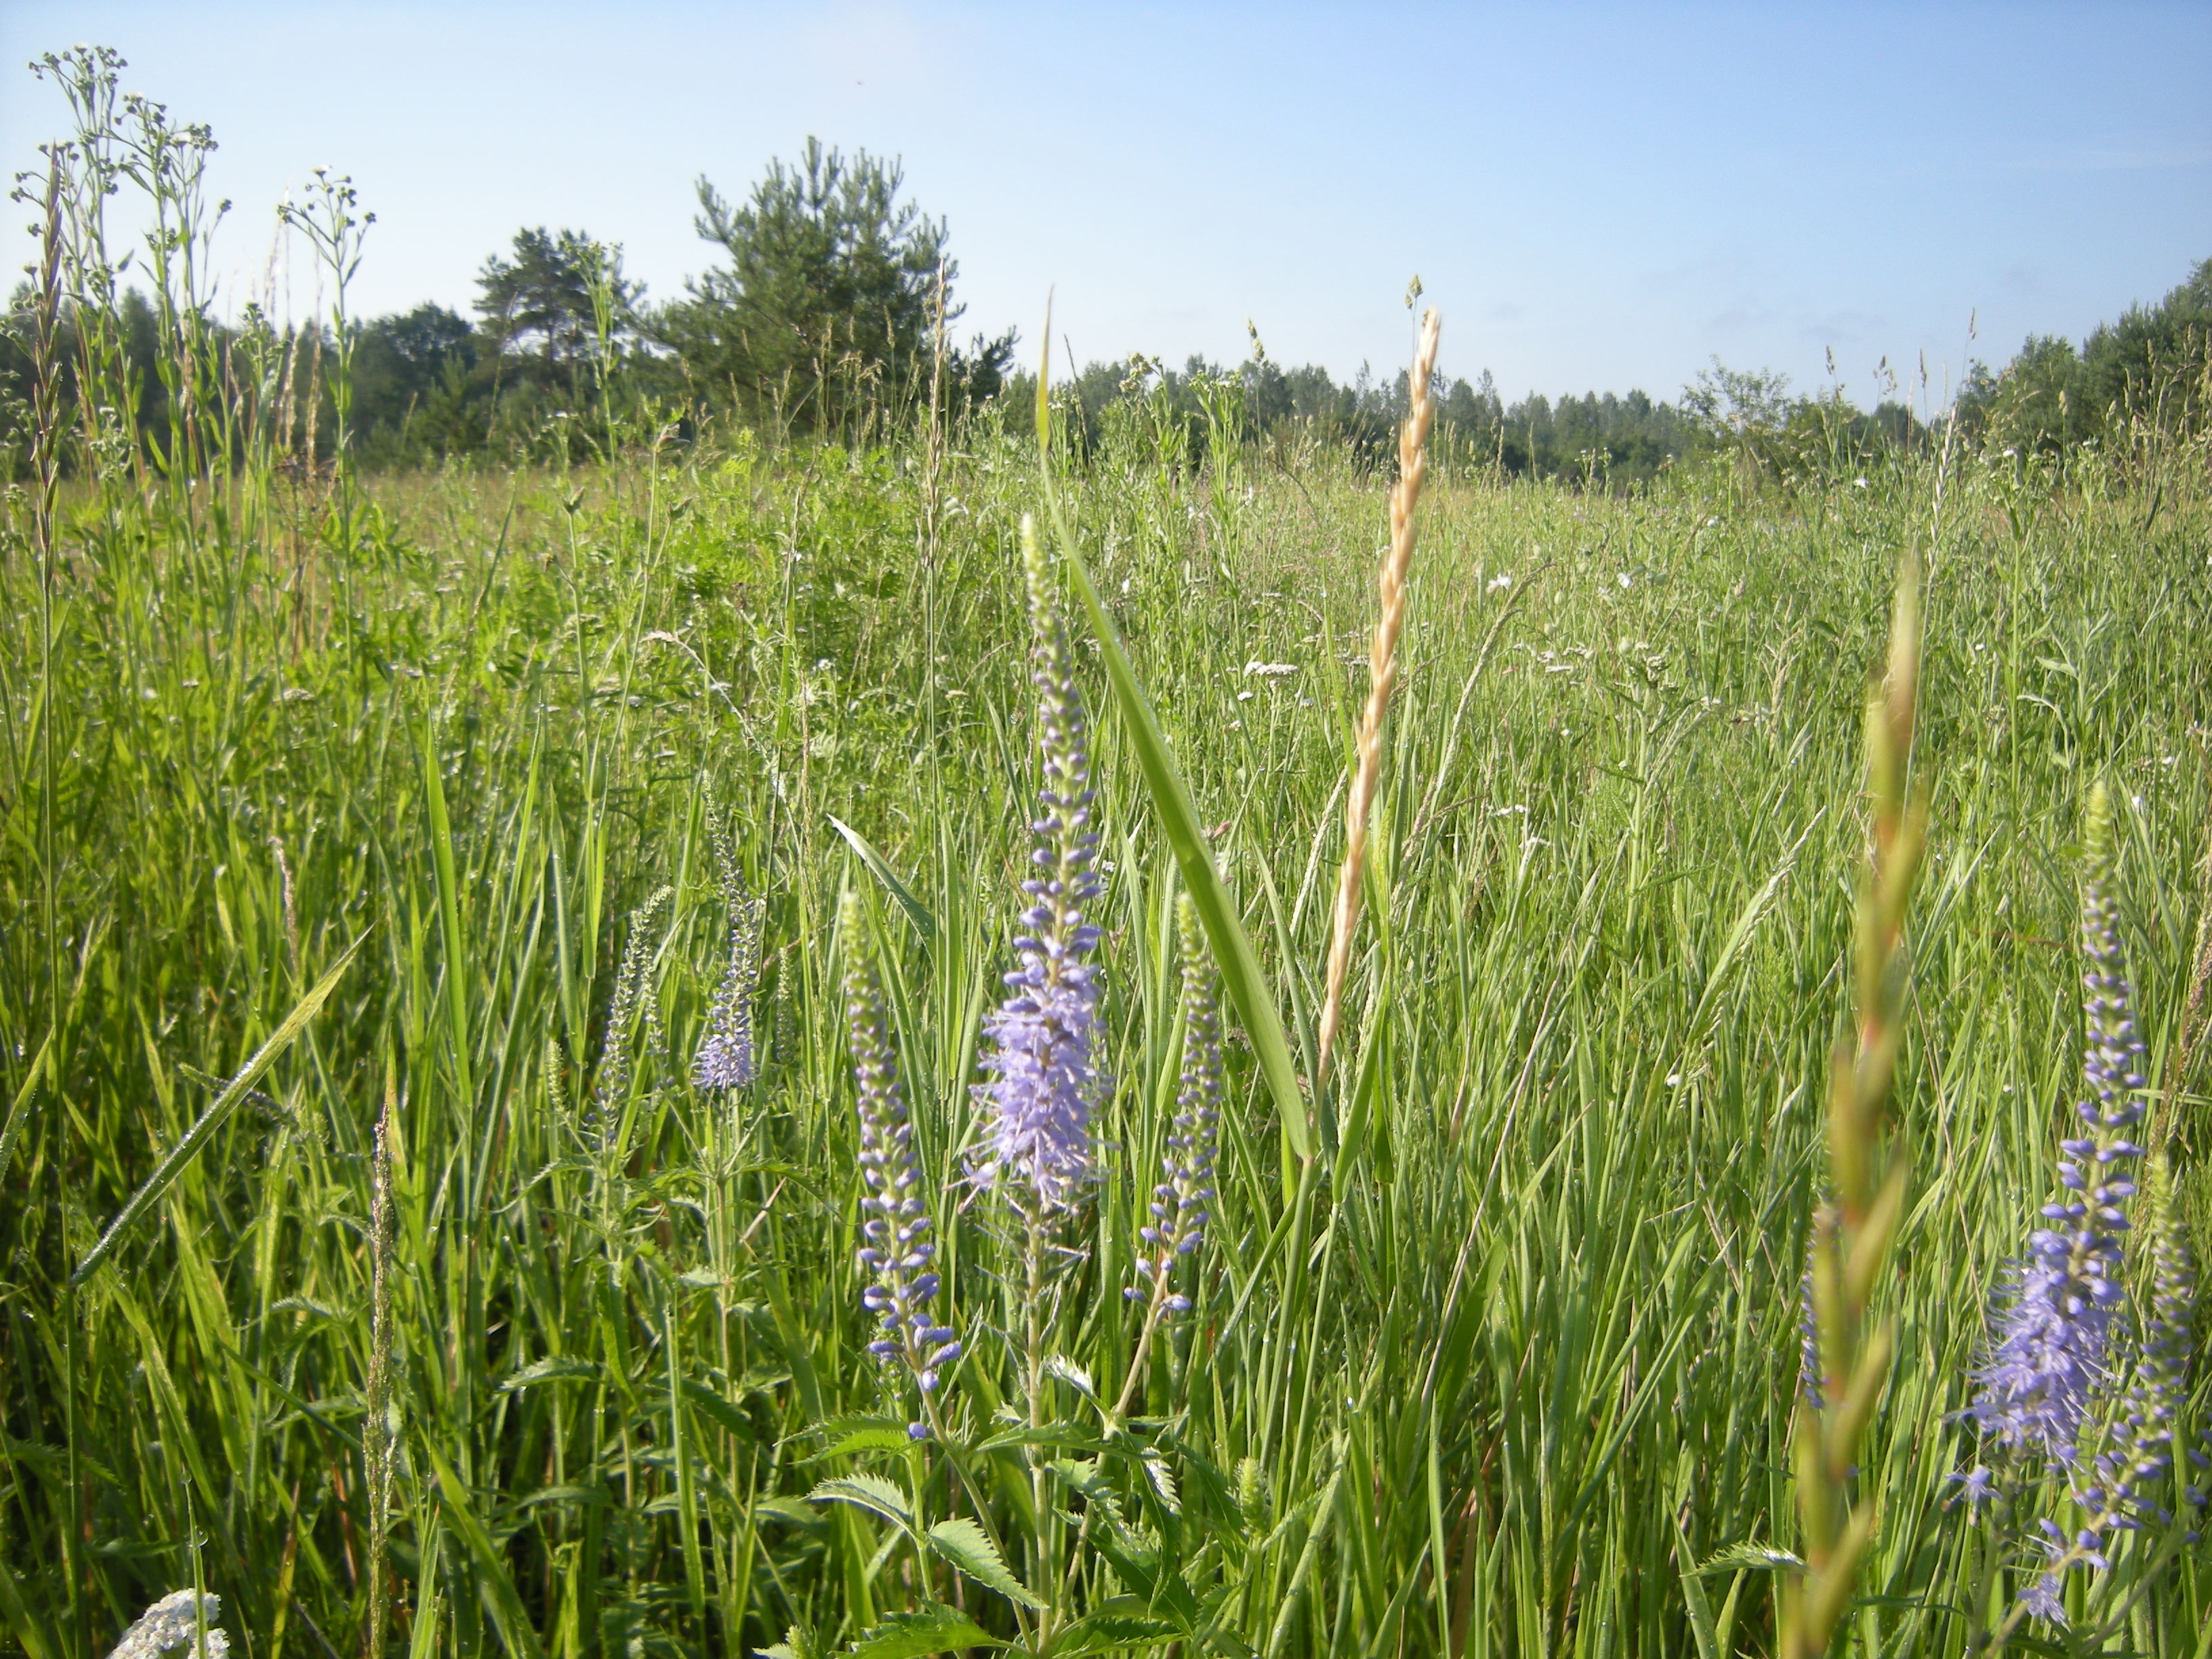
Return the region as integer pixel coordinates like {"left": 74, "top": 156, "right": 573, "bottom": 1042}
{"left": 841, "top": 893, "right": 959, "bottom": 1437}
{"left": 1129, "top": 895, "right": 1221, "bottom": 1313}
{"left": 693, "top": 806, "right": 763, "bottom": 1092}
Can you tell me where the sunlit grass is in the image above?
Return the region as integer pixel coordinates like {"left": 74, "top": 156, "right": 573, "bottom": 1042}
{"left": 2, "top": 406, "right": 2209, "bottom": 1657}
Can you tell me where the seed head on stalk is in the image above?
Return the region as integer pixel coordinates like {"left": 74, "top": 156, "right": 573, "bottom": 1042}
{"left": 1316, "top": 307, "right": 1440, "bottom": 1094}
{"left": 1782, "top": 547, "right": 1925, "bottom": 1659}
{"left": 584, "top": 886, "right": 672, "bottom": 1155}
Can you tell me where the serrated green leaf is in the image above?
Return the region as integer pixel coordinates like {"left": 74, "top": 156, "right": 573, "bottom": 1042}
{"left": 502, "top": 1357, "right": 602, "bottom": 1391}
{"left": 1044, "top": 1354, "right": 1097, "bottom": 1397}
{"left": 974, "top": 1419, "right": 1107, "bottom": 1454}
{"left": 1694, "top": 1541, "right": 1802, "bottom": 1574}
{"left": 756, "top": 1622, "right": 823, "bottom": 1659}
{"left": 680, "top": 1379, "right": 754, "bottom": 1440}
{"left": 806, "top": 1427, "right": 919, "bottom": 1461}
{"left": 841, "top": 1605, "right": 1004, "bottom": 1659}
{"left": 925, "top": 1517, "right": 1044, "bottom": 1610}
{"left": 808, "top": 1473, "right": 912, "bottom": 1532}
{"left": 1139, "top": 1452, "right": 1180, "bottom": 1517}
{"left": 1048, "top": 1612, "right": 1183, "bottom": 1657}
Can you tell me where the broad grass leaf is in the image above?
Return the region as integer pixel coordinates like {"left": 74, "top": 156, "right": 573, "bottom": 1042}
{"left": 1030, "top": 366, "right": 1311, "bottom": 1164}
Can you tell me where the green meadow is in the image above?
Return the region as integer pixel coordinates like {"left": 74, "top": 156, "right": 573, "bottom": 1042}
{"left": 6, "top": 45, "right": 2212, "bottom": 1659}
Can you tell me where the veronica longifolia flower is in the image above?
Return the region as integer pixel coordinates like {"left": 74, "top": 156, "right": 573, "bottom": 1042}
{"left": 974, "top": 516, "right": 1105, "bottom": 1210}
{"left": 1128, "top": 895, "right": 1222, "bottom": 1313}
{"left": 841, "top": 893, "right": 959, "bottom": 1437}
{"left": 693, "top": 805, "right": 763, "bottom": 1092}
{"left": 585, "top": 886, "right": 672, "bottom": 1152}
{"left": 1969, "top": 786, "right": 2147, "bottom": 1469}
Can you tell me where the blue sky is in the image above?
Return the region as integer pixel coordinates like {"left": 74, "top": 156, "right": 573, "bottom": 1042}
{"left": 3, "top": 1, "right": 2207, "bottom": 412}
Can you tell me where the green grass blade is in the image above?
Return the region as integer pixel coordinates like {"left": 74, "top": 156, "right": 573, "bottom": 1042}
{"left": 70, "top": 935, "right": 365, "bottom": 1286}
{"left": 828, "top": 814, "right": 936, "bottom": 941}
{"left": 0, "top": 1029, "right": 52, "bottom": 1184}
{"left": 426, "top": 1441, "right": 548, "bottom": 1659}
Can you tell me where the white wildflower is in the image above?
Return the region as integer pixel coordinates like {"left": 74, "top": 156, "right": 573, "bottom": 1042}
{"left": 108, "top": 1592, "right": 229, "bottom": 1659}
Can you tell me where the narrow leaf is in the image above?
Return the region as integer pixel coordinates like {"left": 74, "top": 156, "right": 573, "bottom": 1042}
{"left": 828, "top": 815, "right": 935, "bottom": 941}
{"left": 0, "top": 1029, "right": 52, "bottom": 1185}
{"left": 72, "top": 936, "right": 365, "bottom": 1286}
{"left": 1049, "top": 1612, "right": 1183, "bottom": 1658}
{"left": 426, "top": 1442, "right": 548, "bottom": 1659}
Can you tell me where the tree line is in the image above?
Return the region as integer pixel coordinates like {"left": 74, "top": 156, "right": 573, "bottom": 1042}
{"left": 3, "top": 58, "right": 2207, "bottom": 485}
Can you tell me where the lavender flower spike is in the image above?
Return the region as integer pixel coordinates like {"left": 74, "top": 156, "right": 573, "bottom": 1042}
{"left": 1969, "top": 781, "right": 2147, "bottom": 1468}
{"left": 974, "top": 515, "right": 1106, "bottom": 1210}
{"left": 693, "top": 804, "right": 763, "bottom": 1091}
{"left": 1129, "top": 894, "right": 1221, "bottom": 1314}
{"left": 841, "top": 892, "right": 960, "bottom": 1437}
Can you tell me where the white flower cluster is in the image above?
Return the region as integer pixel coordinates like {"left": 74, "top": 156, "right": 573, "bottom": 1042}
{"left": 108, "top": 1592, "right": 229, "bottom": 1659}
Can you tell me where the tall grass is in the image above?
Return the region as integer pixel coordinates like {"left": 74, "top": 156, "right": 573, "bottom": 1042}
{"left": 5, "top": 374, "right": 2209, "bottom": 1654}
{"left": 5, "top": 64, "right": 2212, "bottom": 1659}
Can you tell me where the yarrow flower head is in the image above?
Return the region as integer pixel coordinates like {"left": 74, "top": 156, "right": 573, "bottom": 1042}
{"left": 1969, "top": 783, "right": 2146, "bottom": 1469}
{"left": 973, "top": 516, "right": 1106, "bottom": 1211}
{"left": 842, "top": 893, "right": 959, "bottom": 1437}
{"left": 1128, "top": 895, "right": 1222, "bottom": 1314}
{"left": 106, "top": 1591, "right": 228, "bottom": 1659}
{"left": 693, "top": 801, "right": 763, "bottom": 1092}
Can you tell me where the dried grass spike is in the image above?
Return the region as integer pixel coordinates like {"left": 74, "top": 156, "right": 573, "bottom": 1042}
{"left": 1317, "top": 306, "right": 1440, "bottom": 1090}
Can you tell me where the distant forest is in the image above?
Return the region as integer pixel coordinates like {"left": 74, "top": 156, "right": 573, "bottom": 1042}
{"left": 4, "top": 131, "right": 2207, "bottom": 483}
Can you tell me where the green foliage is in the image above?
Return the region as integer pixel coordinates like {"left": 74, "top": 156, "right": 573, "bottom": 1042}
{"left": 4, "top": 380, "right": 2210, "bottom": 1657}
{"left": 657, "top": 138, "right": 1013, "bottom": 437}
{"left": 7, "top": 37, "right": 2212, "bottom": 1659}
{"left": 1961, "top": 259, "right": 2212, "bottom": 454}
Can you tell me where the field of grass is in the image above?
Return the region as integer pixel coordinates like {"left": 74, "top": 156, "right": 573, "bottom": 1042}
{"left": 3, "top": 390, "right": 2211, "bottom": 1659}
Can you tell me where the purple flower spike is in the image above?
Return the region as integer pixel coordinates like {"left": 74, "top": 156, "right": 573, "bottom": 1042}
{"left": 1969, "top": 785, "right": 2146, "bottom": 1470}
{"left": 842, "top": 892, "right": 958, "bottom": 1433}
{"left": 1130, "top": 895, "right": 1223, "bottom": 1313}
{"left": 974, "top": 516, "right": 1107, "bottom": 1211}
{"left": 693, "top": 805, "right": 763, "bottom": 1091}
